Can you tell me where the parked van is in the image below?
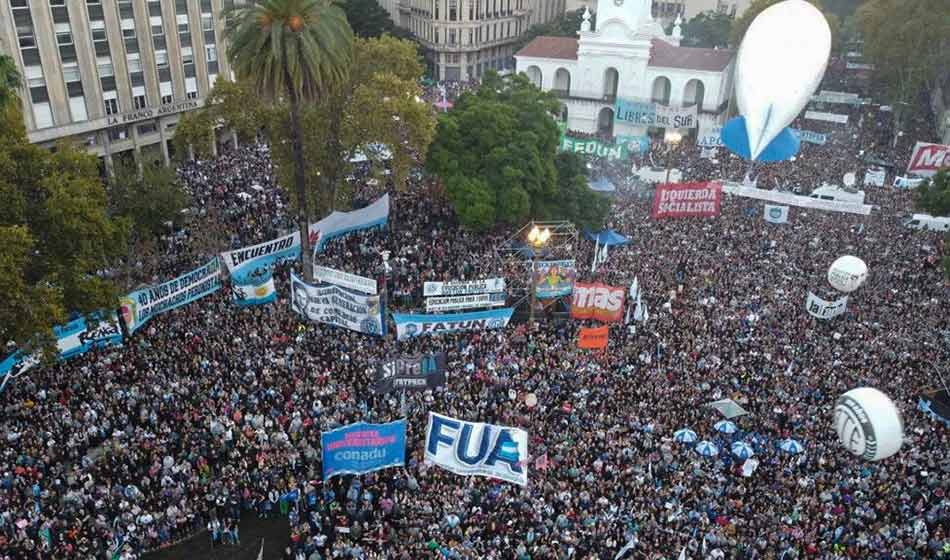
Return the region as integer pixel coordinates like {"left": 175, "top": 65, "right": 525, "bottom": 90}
{"left": 809, "top": 185, "right": 866, "bottom": 204}
{"left": 903, "top": 214, "right": 950, "bottom": 232}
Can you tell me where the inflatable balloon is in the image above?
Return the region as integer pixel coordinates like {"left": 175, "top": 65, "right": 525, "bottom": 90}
{"left": 828, "top": 255, "right": 868, "bottom": 293}
{"left": 833, "top": 387, "right": 903, "bottom": 461}
{"left": 722, "top": 0, "right": 831, "bottom": 161}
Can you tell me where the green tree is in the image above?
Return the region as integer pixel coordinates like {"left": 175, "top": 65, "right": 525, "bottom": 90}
{"left": 731, "top": 0, "right": 839, "bottom": 48}
{"left": 682, "top": 11, "right": 733, "bottom": 48}
{"left": 915, "top": 168, "right": 950, "bottom": 217}
{"left": 0, "top": 105, "right": 127, "bottom": 351}
{"left": 205, "top": 79, "right": 267, "bottom": 144}
{"left": 0, "top": 54, "right": 20, "bottom": 109}
{"left": 512, "top": 9, "right": 594, "bottom": 54}
{"left": 225, "top": 0, "right": 354, "bottom": 282}
{"left": 547, "top": 152, "right": 610, "bottom": 230}
{"left": 428, "top": 72, "right": 601, "bottom": 230}
{"left": 109, "top": 160, "right": 189, "bottom": 239}
{"left": 337, "top": 0, "right": 408, "bottom": 39}
{"left": 172, "top": 109, "right": 214, "bottom": 161}
{"left": 858, "top": 0, "right": 950, "bottom": 143}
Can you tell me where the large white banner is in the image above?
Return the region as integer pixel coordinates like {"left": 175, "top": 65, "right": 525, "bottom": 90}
{"left": 290, "top": 272, "right": 384, "bottom": 336}
{"left": 425, "top": 412, "right": 528, "bottom": 486}
{"left": 425, "top": 292, "right": 507, "bottom": 313}
{"left": 654, "top": 104, "right": 698, "bottom": 129}
{"left": 313, "top": 265, "right": 377, "bottom": 295}
{"left": 423, "top": 278, "right": 506, "bottom": 297}
{"left": 812, "top": 90, "right": 862, "bottom": 105}
{"left": 806, "top": 292, "right": 848, "bottom": 320}
{"left": 722, "top": 184, "right": 872, "bottom": 215}
{"left": 805, "top": 111, "right": 849, "bottom": 125}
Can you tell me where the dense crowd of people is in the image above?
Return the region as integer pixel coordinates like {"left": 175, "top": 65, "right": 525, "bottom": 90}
{"left": 0, "top": 71, "right": 948, "bottom": 560}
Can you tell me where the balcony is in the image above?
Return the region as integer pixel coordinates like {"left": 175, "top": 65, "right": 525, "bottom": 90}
{"left": 550, "top": 89, "right": 616, "bottom": 104}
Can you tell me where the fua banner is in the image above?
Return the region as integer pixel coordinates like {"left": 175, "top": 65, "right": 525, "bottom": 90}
{"left": 764, "top": 204, "right": 789, "bottom": 224}
{"left": 120, "top": 257, "right": 222, "bottom": 333}
{"left": 560, "top": 136, "right": 627, "bottom": 160}
{"left": 392, "top": 308, "right": 514, "bottom": 341}
{"left": 426, "top": 292, "right": 507, "bottom": 313}
{"left": 806, "top": 291, "right": 848, "bottom": 320}
{"left": 570, "top": 283, "right": 625, "bottom": 322}
{"left": 231, "top": 277, "right": 277, "bottom": 306}
{"left": 425, "top": 412, "right": 528, "bottom": 486}
{"left": 321, "top": 420, "right": 406, "bottom": 479}
{"left": 313, "top": 265, "right": 377, "bottom": 295}
{"left": 652, "top": 182, "right": 722, "bottom": 219}
{"left": 533, "top": 260, "right": 576, "bottom": 299}
{"left": 0, "top": 313, "right": 123, "bottom": 377}
{"left": 290, "top": 272, "right": 384, "bottom": 336}
{"left": 374, "top": 352, "right": 447, "bottom": 394}
{"left": 424, "top": 278, "right": 506, "bottom": 297}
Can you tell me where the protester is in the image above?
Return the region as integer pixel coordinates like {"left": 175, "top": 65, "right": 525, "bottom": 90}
{"left": 0, "top": 70, "right": 947, "bottom": 560}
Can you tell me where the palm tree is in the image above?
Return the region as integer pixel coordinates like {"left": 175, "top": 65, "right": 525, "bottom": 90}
{"left": 0, "top": 54, "right": 22, "bottom": 110}
{"left": 224, "top": 0, "right": 353, "bottom": 281}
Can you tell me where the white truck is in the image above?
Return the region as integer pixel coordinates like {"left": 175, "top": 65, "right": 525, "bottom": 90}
{"left": 902, "top": 214, "right": 950, "bottom": 232}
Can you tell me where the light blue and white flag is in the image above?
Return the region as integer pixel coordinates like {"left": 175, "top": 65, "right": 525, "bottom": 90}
{"left": 232, "top": 277, "right": 277, "bottom": 306}
{"left": 764, "top": 204, "right": 789, "bottom": 224}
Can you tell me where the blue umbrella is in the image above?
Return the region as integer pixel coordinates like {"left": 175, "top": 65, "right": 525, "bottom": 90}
{"left": 779, "top": 439, "right": 804, "bottom": 454}
{"left": 694, "top": 441, "right": 719, "bottom": 457}
{"left": 730, "top": 441, "right": 755, "bottom": 459}
{"left": 673, "top": 428, "right": 697, "bottom": 443}
{"left": 714, "top": 420, "right": 738, "bottom": 434}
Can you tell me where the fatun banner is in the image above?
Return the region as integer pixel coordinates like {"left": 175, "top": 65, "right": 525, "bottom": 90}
{"left": 425, "top": 292, "right": 507, "bottom": 313}
{"left": 571, "top": 283, "right": 625, "bottom": 322}
{"left": 652, "top": 182, "right": 722, "bottom": 219}
{"left": 560, "top": 136, "right": 628, "bottom": 160}
{"left": 533, "top": 260, "right": 576, "bottom": 299}
{"left": 313, "top": 265, "right": 378, "bottom": 295}
{"left": 321, "top": 420, "right": 406, "bottom": 479}
{"left": 423, "top": 278, "right": 506, "bottom": 297}
{"left": 392, "top": 308, "right": 514, "bottom": 341}
{"left": 374, "top": 352, "right": 448, "bottom": 394}
{"left": 290, "top": 272, "right": 384, "bottom": 336}
{"left": 120, "top": 257, "right": 222, "bottom": 333}
{"left": 578, "top": 325, "right": 609, "bottom": 349}
{"left": 806, "top": 292, "right": 848, "bottom": 320}
{"left": 231, "top": 277, "right": 277, "bottom": 306}
{"left": 907, "top": 142, "right": 950, "bottom": 177}
{"left": 425, "top": 412, "right": 528, "bottom": 486}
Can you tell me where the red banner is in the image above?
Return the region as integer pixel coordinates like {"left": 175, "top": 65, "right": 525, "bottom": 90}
{"left": 571, "top": 282, "right": 625, "bottom": 322}
{"left": 907, "top": 142, "right": 950, "bottom": 177}
{"left": 577, "top": 326, "right": 608, "bottom": 349}
{"left": 652, "top": 181, "right": 722, "bottom": 219}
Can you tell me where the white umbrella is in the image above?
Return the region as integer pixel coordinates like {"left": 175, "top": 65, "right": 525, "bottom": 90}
{"left": 779, "top": 439, "right": 804, "bottom": 454}
{"left": 673, "top": 428, "right": 697, "bottom": 444}
{"left": 694, "top": 441, "right": 719, "bottom": 457}
{"left": 714, "top": 420, "right": 738, "bottom": 434}
{"left": 730, "top": 441, "right": 755, "bottom": 459}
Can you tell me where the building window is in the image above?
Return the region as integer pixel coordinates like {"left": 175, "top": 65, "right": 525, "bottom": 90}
{"left": 105, "top": 98, "right": 119, "bottom": 115}
{"left": 57, "top": 31, "right": 73, "bottom": 46}
{"left": 155, "top": 50, "right": 169, "bottom": 68}
{"left": 205, "top": 45, "right": 217, "bottom": 62}
{"left": 108, "top": 126, "right": 128, "bottom": 141}
{"left": 24, "top": 65, "right": 44, "bottom": 88}
{"left": 187, "top": 90, "right": 198, "bottom": 100}
{"left": 202, "top": 14, "right": 214, "bottom": 31}
{"left": 133, "top": 94, "right": 147, "bottom": 109}
{"left": 127, "top": 53, "right": 142, "bottom": 73}
{"left": 137, "top": 122, "right": 156, "bottom": 135}
{"left": 181, "top": 47, "right": 194, "bottom": 65}
{"left": 97, "top": 56, "right": 114, "bottom": 77}
{"left": 63, "top": 63, "right": 81, "bottom": 82}
{"left": 161, "top": 93, "right": 173, "bottom": 105}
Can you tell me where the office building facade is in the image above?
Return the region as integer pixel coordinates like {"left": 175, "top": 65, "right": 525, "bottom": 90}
{"left": 0, "top": 0, "right": 234, "bottom": 171}
{"left": 393, "top": 0, "right": 566, "bottom": 82}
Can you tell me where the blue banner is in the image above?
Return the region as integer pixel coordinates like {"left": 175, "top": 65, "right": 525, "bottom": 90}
{"left": 615, "top": 134, "right": 651, "bottom": 154}
{"left": 793, "top": 128, "right": 827, "bottom": 145}
{"left": 321, "top": 420, "right": 407, "bottom": 479}
{"left": 392, "top": 308, "right": 514, "bottom": 341}
{"left": 120, "top": 257, "right": 222, "bottom": 334}
{"left": 0, "top": 313, "right": 122, "bottom": 379}
{"left": 615, "top": 99, "right": 656, "bottom": 125}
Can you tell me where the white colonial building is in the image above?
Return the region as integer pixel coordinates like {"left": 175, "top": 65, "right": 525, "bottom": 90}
{"left": 514, "top": 0, "right": 735, "bottom": 141}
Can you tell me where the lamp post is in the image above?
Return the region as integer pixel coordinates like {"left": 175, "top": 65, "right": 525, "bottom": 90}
{"left": 527, "top": 224, "right": 551, "bottom": 327}
{"left": 664, "top": 129, "right": 683, "bottom": 183}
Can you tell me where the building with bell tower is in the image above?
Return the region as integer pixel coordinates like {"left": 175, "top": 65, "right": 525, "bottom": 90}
{"left": 515, "top": 0, "right": 735, "bottom": 142}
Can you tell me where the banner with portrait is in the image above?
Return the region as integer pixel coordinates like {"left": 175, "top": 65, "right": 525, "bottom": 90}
{"left": 533, "top": 259, "right": 576, "bottom": 299}
{"left": 290, "top": 272, "right": 384, "bottom": 336}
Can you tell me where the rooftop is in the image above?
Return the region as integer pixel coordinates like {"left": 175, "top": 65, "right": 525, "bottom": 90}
{"left": 515, "top": 36, "right": 734, "bottom": 72}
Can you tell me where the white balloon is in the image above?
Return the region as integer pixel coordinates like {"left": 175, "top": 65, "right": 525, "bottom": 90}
{"left": 734, "top": 0, "right": 831, "bottom": 160}
{"left": 833, "top": 387, "right": 903, "bottom": 461}
{"left": 843, "top": 172, "right": 856, "bottom": 187}
{"left": 827, "top": 255, "right": 868, "bottom": 293}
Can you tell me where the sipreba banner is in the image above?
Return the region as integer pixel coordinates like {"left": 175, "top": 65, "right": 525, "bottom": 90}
{"left": 571, "top": 282, "right": 625, "bottom": 322}
{"left": 907, "top": 142, "right": 950, "bottom": 177}
{"left": 652, "top": 181, "right": 722, "bottom": 219}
